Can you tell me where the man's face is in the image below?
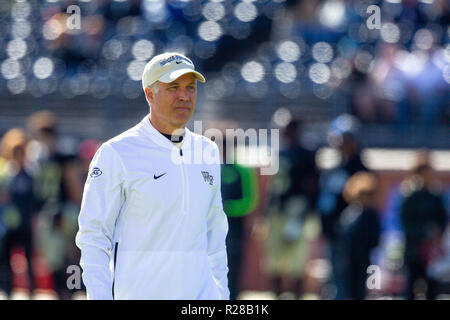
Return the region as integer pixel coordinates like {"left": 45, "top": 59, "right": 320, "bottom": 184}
{"left": 146, "top": 73, "right": 197, "bottom": 134}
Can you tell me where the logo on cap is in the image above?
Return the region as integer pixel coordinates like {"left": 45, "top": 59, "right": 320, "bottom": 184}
{"left": 160, "top": 55, "right": 192, "bottom": 67}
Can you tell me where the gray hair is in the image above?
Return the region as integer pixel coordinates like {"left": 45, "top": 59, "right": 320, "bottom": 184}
{"left": 149, "top": 81, "right": 160, "bottom": 93}
{"left": 145, "top": 81, "right": 160, "bottom": 105}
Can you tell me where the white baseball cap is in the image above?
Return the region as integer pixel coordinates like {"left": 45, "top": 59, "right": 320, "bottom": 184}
{"left": 141, "top": 52, "right": 206, "bottom": 91}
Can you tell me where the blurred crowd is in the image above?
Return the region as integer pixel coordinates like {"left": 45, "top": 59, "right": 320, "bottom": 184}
{"left": 248, "top": 114, "right": 449, "bottom": 300}
{"left": 1, "top": 0, "right": 448, "bottom": 128}
{"left": 277, "top": 0, "right": 449, "bottom": 128}
{"left": 0, "top": 110, "right": 448, "bottom": 300}
{"left": 0, "top": 110, "right": 99, "bottom": 299}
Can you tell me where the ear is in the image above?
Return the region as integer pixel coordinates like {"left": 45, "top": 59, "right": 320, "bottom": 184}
{"left": 145, "top": 86, "right": 154, "bottom": 104}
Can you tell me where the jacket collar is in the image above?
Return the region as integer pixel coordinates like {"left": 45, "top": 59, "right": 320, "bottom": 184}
{"left": 138, "top": 114, "right": 192, "bottom": 151}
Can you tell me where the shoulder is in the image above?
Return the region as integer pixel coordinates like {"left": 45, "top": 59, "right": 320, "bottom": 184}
{"left": 92, "top": 126, "right": 141, "bottom": 168}
{"left": 102, "top": 122, "right": 151, "bottom": 157}
{"left": 106, "top": 125, "right": 141, "bottom": 148}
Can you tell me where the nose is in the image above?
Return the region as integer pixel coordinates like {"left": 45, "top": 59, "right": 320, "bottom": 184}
{"left": 177, "top": 87, "right": 189, "bottom": 101}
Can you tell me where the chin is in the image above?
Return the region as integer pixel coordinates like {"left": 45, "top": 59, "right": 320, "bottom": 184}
{"left": 171, "top": 119, "right": 190, "bottom": 128}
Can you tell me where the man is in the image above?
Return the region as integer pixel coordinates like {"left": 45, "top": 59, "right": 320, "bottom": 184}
{"left": 27, "top": 110, "right": 84, "bottom": 299}
{"left": 264, "top": 119, "right": 320, "bottom": 299}
{"left": 400, "top": 150, "right": 447, "bottom": 300}
{"left": 334, "top": 171, "right": 381, "bottom": 300}
{"left": 0, "top": 129, "right": 37, "bottom": 298}
{"left": 217, "top": 122, "right": 259, "bottom": 300}
{"left": 316, "top": 114, "right": 369, "bottom": 299}
{"left": 75, "top": 52, "right": 230, "bottom": 300}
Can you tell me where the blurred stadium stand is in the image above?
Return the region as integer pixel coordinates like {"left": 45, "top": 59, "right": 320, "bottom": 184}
{"left": 0, "top": 0, "right": 449, "bottom": 148}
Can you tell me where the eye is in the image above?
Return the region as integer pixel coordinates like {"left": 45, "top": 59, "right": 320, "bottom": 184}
{"left": 187, "top": 85, "right": 196, "bottom": 92}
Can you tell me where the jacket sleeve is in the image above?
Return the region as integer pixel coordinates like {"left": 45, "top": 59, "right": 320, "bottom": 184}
{"left": 75, "top": 143, "right": 125, "bottom": 300}
{"left": 206, "top": 159, "right": 230, "bottom": 300}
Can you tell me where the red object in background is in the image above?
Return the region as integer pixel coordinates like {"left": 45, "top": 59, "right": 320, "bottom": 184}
{"left": 78, "top": 139, "right": 101, "bottom": 161}
{"left": 11, "top": 247, "right": 54, "bottom": 292}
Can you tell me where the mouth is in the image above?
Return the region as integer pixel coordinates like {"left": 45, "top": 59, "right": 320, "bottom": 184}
{"left": 174, "top": 106, "right": 191, "bottom": 112}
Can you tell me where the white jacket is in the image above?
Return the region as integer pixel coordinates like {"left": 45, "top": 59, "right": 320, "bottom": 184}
{"left": 75, "top": 115, "right": 229, "bottom": 300}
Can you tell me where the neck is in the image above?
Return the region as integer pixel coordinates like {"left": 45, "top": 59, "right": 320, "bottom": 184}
{"left": 148, "top": 115, "right": 185, "bottom": 136}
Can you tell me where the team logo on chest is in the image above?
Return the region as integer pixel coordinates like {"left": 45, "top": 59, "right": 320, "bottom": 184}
{"left": 201, "top": 171, "right": 214, "bottom": 185}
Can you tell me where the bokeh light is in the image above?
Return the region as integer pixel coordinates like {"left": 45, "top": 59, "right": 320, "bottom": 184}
{"left": 102, "top": 40, "right": 124, "bottom": 61}
{"left": 272, "top": 108, "right": 292, "bottom": 128}
{"left": 127, "top": 60, "right": 147, "bottom": 81}
{"left": 42, "top": 17, "right": 65, "bottom": 41}
{"left": 241, "top": 61, "right": 265, "bottom": 83}
{"left": 202, "top": 2, "right": 225, "bottom": 21}
{"left": 143, "top": 0, "right": 169, "bottom": 24}
{"left": 414, "top": 28, "right": 434, "bottom": 50}
{"left": 444, "top": 44, "right": 450, "bottom": 63}
{"left": 198, "top": 21, "right": 223, "bottom": 42}
{"left": 1, "top": 59, "right": 21, "bottom": 80}
{"left": 309, "top": 63, "right": 330, "bottom": 84}
{"left": 7, "top": 75, "right": 26, "bottom": 94}
{"left": 11, "top": 20, "right": 31, "bottom": 39}
{"left": 331, "top": 57, "right": 352, "bottom": 79}
{"left": 204, "top": 78, "right": 228, "bottom": 100}
{"left": 312, "top": 42, "right": 334, "bottom": 63}
{"left": 277, "top": 41, "right": 301, "bottom": 62}
{"left": 394, "top": 50, "right": 426, "bottom": 77}
{"left": 443, "top": 65, "right": 450, "bottom": 84}
{"left": 11, "top": 1, "right": 32, "bottom": 20}
{"left": 33, "top": 58, "right": 54, "bottom": 79}
{"left": 318, "top": 0, "right": 345, "bottom": 28}
{"left": 381, "top": 23, "right": 401, "bottom": 44}
{"left": 274, "top": 62, "right": 297, "bottom": 83}
{"left": 234, "top": 2, "right": 258, "bottom": 23}
{"left": 7, "top": 39, "right": 27, "bottom": 60}
{"left": 132, "top": 40, "right": 155, "bottom": 61}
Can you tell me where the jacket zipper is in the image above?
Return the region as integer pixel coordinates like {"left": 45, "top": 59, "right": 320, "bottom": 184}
{"left": 112, "top": 242, "right": 118, "bottom": 299}
{"left": 179, "top": 148, "right": 189, "bottom": 214}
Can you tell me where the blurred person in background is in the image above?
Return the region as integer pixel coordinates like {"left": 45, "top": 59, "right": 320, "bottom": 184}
{"left": 26, "top": 110, "right": 83, "bottom": 299}
{"left": 263, "top": 119, "right": 320, "bottom": 299}
{"left": 317, "top": 114, "right": 369, "bottom": 298}
{"left": 0, "top": 128, "right": 37, "bottom": 298}
{"left": 400, "top": 149, "right": 448, "bottom": 300}
{"left": 215, "top": 121, "right": 259, "bottom": 300}
{"left": 333, "top": 171, "right": 381, "bottom": 300}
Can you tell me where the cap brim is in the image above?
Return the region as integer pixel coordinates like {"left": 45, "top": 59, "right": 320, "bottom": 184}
{"left": 159, "top": 68, "right": 206, "bottom": 84}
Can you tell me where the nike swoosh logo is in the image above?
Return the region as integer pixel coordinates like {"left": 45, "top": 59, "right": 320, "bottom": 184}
{"left": 176, "top": 61, "right": 182, "bottom": 64}
{"left": 154, "top": 173, "right": 167, "bottom": 180}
